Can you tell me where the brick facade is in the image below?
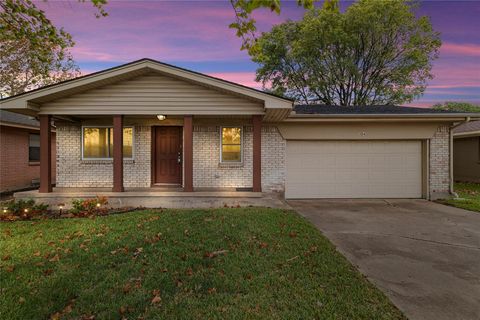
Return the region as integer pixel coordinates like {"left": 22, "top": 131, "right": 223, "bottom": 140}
{"left": 429, "top": 125, "right": 451, "bottom": 198}
{"left": 56, "top": 124, "right": 150, "bottom": 188}
{"left": 56, "top": 123, "right": 286, "bottom": 192}
{"left": 193, "top": 125, "right": 253, "bottom": 189}
{"left": 54, "top": 122, "right": 450, "bottom": 199}
{"left": 261, "top": 126, "right": 285, "bottom": 193}
{"left": 192, "top": 125, "right": 285, "bottom": 192}
{"left": 0, "top": 125, "right": 56, "bottom": 193}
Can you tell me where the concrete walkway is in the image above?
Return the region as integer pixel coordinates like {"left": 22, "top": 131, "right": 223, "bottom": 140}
{"left": 289, "top": 199, "right": 480, "bottom": 320}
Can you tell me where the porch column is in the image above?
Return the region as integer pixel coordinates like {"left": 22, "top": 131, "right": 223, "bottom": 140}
{"left": 112, "top": 115, "right": 124, "bottom": 192}
{"left": 184, "top": 115, "right": 194, "bottom": 192}
{"left": 252, "top": 115, "right": 262, "bottom": 192}
{"left": 39, "top": 115, "right": 52, "bottom": 193}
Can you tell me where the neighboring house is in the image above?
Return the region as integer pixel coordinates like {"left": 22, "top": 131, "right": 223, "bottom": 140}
{"left": 0, "top": 59, "right": 478, "bottom": 202}
{"left": 453, "top": 121, "right": 480, "bottom": 182}
{"left": 0, "top": 110, "right": 56, "bottom": 193}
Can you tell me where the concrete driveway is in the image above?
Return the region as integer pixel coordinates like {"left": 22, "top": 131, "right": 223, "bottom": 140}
{"left": 288, "top": 199, "right": 480, "bottom": 320}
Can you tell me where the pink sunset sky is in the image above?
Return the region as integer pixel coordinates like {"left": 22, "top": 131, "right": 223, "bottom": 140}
{"left": 37, "top": 0, "right": 480, "bottom": 107}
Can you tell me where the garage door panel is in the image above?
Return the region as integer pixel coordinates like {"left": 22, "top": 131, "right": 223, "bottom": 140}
{"left": 288, "top": 170, "right": 336, "bottom": 183}
{"left": 286, "top": 140, "right": 422, "bottom": 199}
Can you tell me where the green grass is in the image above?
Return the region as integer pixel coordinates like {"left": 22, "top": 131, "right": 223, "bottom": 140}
{"left": 0, "top": 208, "right": 404, "bottom": 319}
{"left": 442, "top": 182, "right": 480, "bottom": 212}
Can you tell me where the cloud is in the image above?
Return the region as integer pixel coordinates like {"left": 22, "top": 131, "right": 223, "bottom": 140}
{"left": 206, "top": 72, "right": 261, "bottom": 89}
{"left": 34, "top": 0, "right": 480, "bottom": 107}
{"left": 37, "top": 1, "right": 247, "bottom": 63}
{"left": 69, "top": 47, "right": 117, "bottom": 62}
{"left": 441, "top": 42, "right": 480, "bottom": 57}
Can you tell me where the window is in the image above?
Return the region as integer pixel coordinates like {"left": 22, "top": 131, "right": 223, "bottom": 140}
{"left": 29, "top": 134, "right": 40, "bottom": 162}
{"left": 221, "top": 127, "right": 242, "bottom": 162}
{"left": 82, "top": 127, "right": 133, "bottom": 159}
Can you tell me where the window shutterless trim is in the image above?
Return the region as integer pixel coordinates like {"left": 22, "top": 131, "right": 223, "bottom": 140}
{"left": 28, "top": 133, "right": 41, "bottom": 162}
{"left": 81, "top": 125, "right": 135, "bottom": 160}
{"left": 219, "top": 126, "right": 243, "bottom": 163}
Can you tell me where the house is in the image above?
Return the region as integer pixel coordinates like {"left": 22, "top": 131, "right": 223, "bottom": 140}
{"left": 453, "top": 121, "right": 480, "bottom": 182}
{"left": 0, "top": 110, "right": 56, "bottom": 193}
{"left": 0, "top": 59, "right": 478, "bottom": 206}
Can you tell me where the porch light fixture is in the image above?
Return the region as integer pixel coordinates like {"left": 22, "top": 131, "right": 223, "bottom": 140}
{"left": 96, "top": 203, "right": 101, "bottom": 208}
{"left": 3, "top": 207, "right": 7, "bottom": 213}
{"left": 156, "top": 115, "right": 166, "bottom": 121}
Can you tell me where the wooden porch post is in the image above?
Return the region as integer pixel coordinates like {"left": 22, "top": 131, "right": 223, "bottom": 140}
{"left": 184, "top": 115, "right": 194, "bottom": 192}
{"left": 252, "top": 115, "right": 262, "bottom": 192}
{"left": 39, "top": 115, "right": 52, "bottom": 193}
{"left": 112, "top": 115, "right": 124, "bottom": 192}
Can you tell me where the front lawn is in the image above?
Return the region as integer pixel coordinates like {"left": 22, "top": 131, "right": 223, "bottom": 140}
{"left": 0, "top": 208, "right": 403, "bottom": 319}
{"left": 442, "top": 182, "right": 480, "bottom": 212}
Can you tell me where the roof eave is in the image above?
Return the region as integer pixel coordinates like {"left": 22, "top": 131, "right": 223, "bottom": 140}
{"left": 453, "top": 130, "right": 480, "bottom": 138}
{"left": 284, "top": 113, "right": 479, "bottom": 122}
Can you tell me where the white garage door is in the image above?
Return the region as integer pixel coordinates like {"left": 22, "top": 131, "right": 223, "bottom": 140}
{"left": 286, "top": 141, "right": 422, "bottom": 199}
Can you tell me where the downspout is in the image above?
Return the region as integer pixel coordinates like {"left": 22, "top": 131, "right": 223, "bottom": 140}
{"left": 449, "top": 117, "right": 471, "bottom": 197}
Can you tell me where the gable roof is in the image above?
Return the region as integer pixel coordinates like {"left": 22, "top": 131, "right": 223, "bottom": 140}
{"left": 0, "top": 58, "right": 293, "bottom": 121}
{"left": 1, "top": 58, "right": 292, "bottom": 104}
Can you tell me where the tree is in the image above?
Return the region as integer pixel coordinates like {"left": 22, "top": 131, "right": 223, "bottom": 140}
{"left": 249, "top": 0, "right": 442, "bottom": 106}
{"left": 229, "top": 0, "right": 317, "bottom": 50}
{"left": 0, "top": 0, "right": 107, "bottom": 98}
{"left": 433, "top": 102, "right": 480, "bottom": 112}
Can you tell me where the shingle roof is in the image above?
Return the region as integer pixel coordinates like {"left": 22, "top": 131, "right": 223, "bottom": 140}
{"left": 454, "top": 120, "right": 480, "bottom": 134}
{"left": 0, "top": 110, "right": 39, "bottom": 127}
{"left": 293, "top": 105, "right": 458, "bottom": 114}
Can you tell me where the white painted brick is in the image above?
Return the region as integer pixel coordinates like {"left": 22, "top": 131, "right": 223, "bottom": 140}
{"left": 56, "top": 125, "right": 150, "bottom": 188}
{"left": 56, "top": 122, "right": 449, "bottom": 199}
{"left": 193, "top": 125, "right": 285, "bottom": 192}
{"left": 429, "top": 125, "right": 450, "bottom": 195}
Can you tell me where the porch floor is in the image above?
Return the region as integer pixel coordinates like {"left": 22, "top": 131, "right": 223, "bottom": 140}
{"left": 14, "top": 188, "right": 288, "bottom": 209}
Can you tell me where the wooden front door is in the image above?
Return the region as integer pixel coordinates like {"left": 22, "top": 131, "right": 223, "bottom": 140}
{"left": 153, "top": 126, "right": 182, "bottom": 185}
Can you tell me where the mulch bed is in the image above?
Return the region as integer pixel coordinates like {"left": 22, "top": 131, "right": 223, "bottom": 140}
{"left": 0, "top": 207, "right": 147, "bottom": 222}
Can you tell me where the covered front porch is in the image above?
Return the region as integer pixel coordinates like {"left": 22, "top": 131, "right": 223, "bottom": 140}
{"left": 36, "top": 114, "right": 265, "bottom": 193}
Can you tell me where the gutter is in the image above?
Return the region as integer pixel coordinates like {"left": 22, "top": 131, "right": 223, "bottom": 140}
{"left": 449, "top": 117, "right": 471, "bottom": 197}
{"left": 288, "top": 112, "right": 480, "bottom": 118}
{"left": 453, "top": 130, "right": 480, "bottom": 138}
{"left": 284, "top": 113, "right": 480, "bottom": 123}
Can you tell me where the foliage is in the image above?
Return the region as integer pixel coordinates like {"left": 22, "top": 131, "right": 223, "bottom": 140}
{"left": 0, "top": 0, "right": 107, "bottom": 98}
{"left": 0, "top": 208, "right": 404, "bottom": 319}
{"left": 70, "top": 196, "right": 109, "bottom": 216}
{"left": 250, "top": 0, "right": 441, "bottom": 105}
{"left": 229, "top": 0, "right": 318, "bottom": 51}
{"left": 1, "top": 199, "right": 49, "bottom": 220}
{"left": 441, "top": 183, "right": 480, "bottom": 213}
{"left": 432, "top": 102, "right": 480, "bottom": 113}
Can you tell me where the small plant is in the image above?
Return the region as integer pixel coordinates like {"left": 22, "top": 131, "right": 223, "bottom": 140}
{"left": 70, "top": 196, "right": 109, "bottom": 216}
{"left": 0, "top": 199, "right": 49, "bottom": 221}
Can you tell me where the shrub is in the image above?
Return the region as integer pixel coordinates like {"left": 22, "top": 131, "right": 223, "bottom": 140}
{"left": 70, "top": 196, "right": 109, "bottom": 216}
{"left": 1, "top": 199, "right": 49, "bottom": 221}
